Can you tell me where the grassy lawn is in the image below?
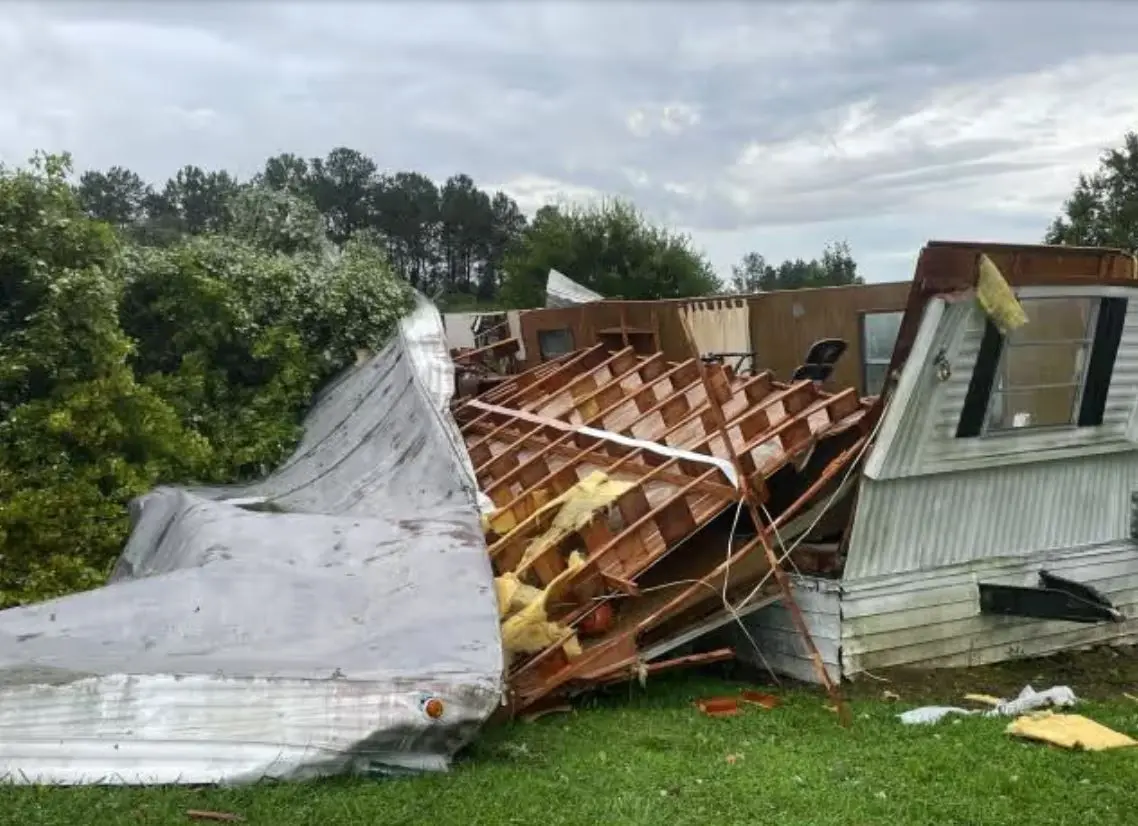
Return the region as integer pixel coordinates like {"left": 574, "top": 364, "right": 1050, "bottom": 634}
{"left": 4, "top": 652, "right": 1138, "bottom": 826}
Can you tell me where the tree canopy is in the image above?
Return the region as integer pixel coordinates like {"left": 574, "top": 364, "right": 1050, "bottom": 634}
{"left": 1, "top": 153, "right": 411, "bottom": 607}
{"left": 729, "top": 241, "right": 862, "bottom": 293}
{"left": 1047, "top": 131, "right": 1138, "bottom": 251}
{"left": 74, "top": 149, "right": 541, "bottom": 309}
{"left": 500, "top": 200, "right": 720, "bottom": 307}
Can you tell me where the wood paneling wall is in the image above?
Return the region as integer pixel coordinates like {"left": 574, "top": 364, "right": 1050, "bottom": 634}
{"left": 748, "top": 282, "right": 911, "bottom": 392}
{"left": 519, "top": 281, "right": 913, "bottom": 395}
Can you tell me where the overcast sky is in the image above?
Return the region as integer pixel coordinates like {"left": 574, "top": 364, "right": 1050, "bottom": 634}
{"left": 2, "top": 1, "right": 1136, "bottom": 283}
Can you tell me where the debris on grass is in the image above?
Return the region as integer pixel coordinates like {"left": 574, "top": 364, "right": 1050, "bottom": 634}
{"left": 1006, "top": 712, "right": 1138, "bottom": 751}
{"left": 990, "top": 685, "right": 1077, "bottom": 716}
{"left": 899, "top": 706, "right": 975, "bottom": 725}
{"left": 696, "top": 697, "right": 741, "bottom": 717}
{"left": 186, "top": 811, "right": 243, "bottom": 822}
{"left": 900, "top": 685, "right": 1080, "bottom": 725}
{"left": 740, "top": 690, "right": 780, "bottom": 709}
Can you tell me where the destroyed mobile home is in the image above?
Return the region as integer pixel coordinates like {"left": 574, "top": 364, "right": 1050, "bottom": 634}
{"left": 2, "top": 241, "right": 1138, "bottom": 786}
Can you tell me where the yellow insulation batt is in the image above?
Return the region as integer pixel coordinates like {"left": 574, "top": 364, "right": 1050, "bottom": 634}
{"left": 1006, "top": 712, "right": 1137, "bottom": 751}
{"left": 490, "top": 472, "right": 633, "bottom": 664}
{"left": 976, "top": 253, "right": 1028, "bottom": 335}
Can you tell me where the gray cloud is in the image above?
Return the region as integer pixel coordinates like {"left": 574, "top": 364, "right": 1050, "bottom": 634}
{"left": 2, "top": 1, "right": 1137, "bottom": 282}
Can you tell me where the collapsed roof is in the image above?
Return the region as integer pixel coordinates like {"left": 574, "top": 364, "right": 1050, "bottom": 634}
{"left": 453, "top": 343, "right": 873, "bottom": 714}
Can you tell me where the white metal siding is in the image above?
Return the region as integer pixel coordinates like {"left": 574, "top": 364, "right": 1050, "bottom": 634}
{"left": 841, "top": 541, "right": 1138, "bottom": 675}
{"left": 849, "top": 286, "right": 1138, "bottom": 581}
{"left": 869, "top": 292, "right": 1138, "bottom": 482}
{"left": 845, "top": 452, "right": 1138, "bottom": 580}
{"left": 733, "top": 576, "right": 841, "bottom": 684}
{"left": 837, "top": 286, "right": 1138, "bottom": 677}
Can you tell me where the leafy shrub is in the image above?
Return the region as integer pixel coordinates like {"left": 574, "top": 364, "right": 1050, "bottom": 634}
{"left": 0, "top": 154, "right": 209, "bottom": 605}
{"left": 0, "top": 154, "right": 412, "bottom": 608}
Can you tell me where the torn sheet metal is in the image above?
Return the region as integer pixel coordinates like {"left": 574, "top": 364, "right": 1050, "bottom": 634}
{"left": 546, "top": 268, "right": 603, "bottom": 308}
{"left": 0, "top": 294, "right": 504, "bottom": 786}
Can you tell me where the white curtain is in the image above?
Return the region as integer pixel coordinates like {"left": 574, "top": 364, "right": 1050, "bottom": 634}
{"left": 679, "top": 299, "right": 752, "bottom": 356}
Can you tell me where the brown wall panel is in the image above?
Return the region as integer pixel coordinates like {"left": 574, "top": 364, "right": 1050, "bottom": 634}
{"left": 748, "top": 282, "right": 912, "bottom": 393}
{"left": 519, "top": 281, "right": 913, "bottom": 395}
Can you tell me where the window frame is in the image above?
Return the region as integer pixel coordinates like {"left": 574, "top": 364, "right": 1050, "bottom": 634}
{"left": 858, "top": 309, "right": 904, "bottom": 397}
{"left": 956, "top": 294, "right": 1128, "bottom": 440}
{"left": 537, "top": 327, "right": 576, "bottom": 361}
{"left": 979, "top": 298, "right": 1098, "bottom": 436}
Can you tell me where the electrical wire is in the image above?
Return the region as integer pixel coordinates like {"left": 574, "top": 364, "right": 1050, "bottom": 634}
{"left": 725, "top": 408, "right": 888, "bottom": 620}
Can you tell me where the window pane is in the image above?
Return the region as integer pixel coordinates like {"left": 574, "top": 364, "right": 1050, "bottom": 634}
{"left": 1002, "top": 339, "right": 1089, "bottom": 392}
{"left": 864, "top": 362, "right": 890, "bottom": 397}
{"left": 982, "top": 297, "right": 1097, "bottom": 433}
{"left": 986, "top": 386, "right": 1079, "bottom": 430}
{"left": 1013, "top": 297, "right": 1095, "bottom": 343}
{"left": 862, "top": 312, "right": 903, "bottom": 362}
{"left": 538, "top": 328, "right": 575, "bottom": 360}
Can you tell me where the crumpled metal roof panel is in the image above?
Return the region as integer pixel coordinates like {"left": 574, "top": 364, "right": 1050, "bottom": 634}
{"left": 0, "top": 295, "right": 504, "bottom": 786}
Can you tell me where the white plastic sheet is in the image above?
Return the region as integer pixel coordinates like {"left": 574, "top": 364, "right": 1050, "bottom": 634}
{"left": 898, "top": 685, "right": 1078, "bottom": 726}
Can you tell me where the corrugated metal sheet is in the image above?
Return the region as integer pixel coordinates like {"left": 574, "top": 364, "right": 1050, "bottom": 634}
{"left": 846, "top": 452, "right": 1138, "bottom": 580}
{"left": 733, "top": 576, "right": 841, "bottom": 684}
{"left": 0, "top": 294, "right": 504, "bottom": 785}
{"left": 842, "top": 540, "right": 1138, "bottom": 675}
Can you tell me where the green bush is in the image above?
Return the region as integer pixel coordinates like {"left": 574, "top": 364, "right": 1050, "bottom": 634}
{"left": 0, "top": 155, "right": 413, "bottom": 608}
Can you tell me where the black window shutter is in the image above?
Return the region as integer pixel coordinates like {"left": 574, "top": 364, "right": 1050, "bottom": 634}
{"left": 1077, "top": 297, "right": 1128, "bottom": 427}
{"left": 956, "top": 319, "right": 1005, "bottom": 438}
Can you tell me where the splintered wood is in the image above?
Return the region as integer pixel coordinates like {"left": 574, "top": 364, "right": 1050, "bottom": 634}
{"left": 452, "top": 344, "right": 871, "bottom": 714}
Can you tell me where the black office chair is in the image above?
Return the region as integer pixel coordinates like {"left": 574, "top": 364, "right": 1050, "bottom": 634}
{"left": 790, "top": 338, "right": 847, "bottom": 383}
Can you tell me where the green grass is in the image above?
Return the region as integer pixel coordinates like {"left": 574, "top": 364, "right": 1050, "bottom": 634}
{"left": 4, "top": 659, "right": 1138, "bottom": 826}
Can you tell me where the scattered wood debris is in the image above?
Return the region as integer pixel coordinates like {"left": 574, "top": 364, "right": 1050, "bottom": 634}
{"left": 186, "top": 811, "right": 244, "bottom": 823}
{"left": 696, "top": 697, "right": 742, "bottom": 717}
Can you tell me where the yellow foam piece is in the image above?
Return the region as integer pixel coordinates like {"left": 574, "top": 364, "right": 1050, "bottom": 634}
{"left": 976, "top": 253, "right": 1028, "bottom": 335}
{"left": 494, "top": 573, "right": 544, "bottom": 619}
{"left": 1006, "top": 711, "right": 1138, "bottom": 751}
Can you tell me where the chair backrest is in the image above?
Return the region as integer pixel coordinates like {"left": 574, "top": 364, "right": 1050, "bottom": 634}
{"left": 791, "top": 338, "right": 847, "bottom": 383}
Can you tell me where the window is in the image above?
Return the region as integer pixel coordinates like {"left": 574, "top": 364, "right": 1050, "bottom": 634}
{"left": 860, "top": 311, "right": 903, "bottom": 396}
{"left": 537, "top": 328, "right": 575, "bottom": 361}
{"left": 986, "top": 298, "right": 1094, "bottom": 431}
{"left": 956, "top": 296, "right": 1128, "bottom": 438}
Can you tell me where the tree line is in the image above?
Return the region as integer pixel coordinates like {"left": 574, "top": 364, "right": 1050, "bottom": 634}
{"left": 74, "top": 147, "right": 863, "bottom": 307}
